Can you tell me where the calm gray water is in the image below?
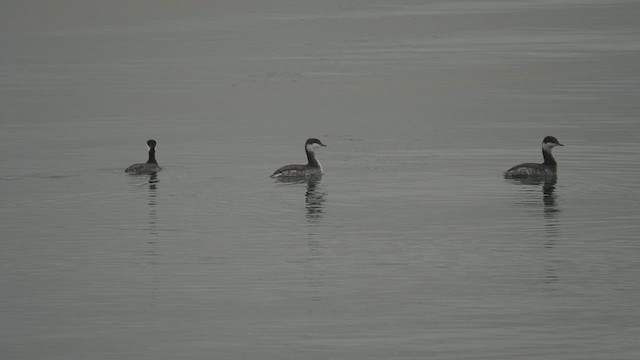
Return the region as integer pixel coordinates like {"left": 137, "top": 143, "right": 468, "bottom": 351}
{"left": 2, "top": 1, "right": 640, "bottom": 359}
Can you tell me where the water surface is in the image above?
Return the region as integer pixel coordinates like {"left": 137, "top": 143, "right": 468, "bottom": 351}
{"left": 1, "top": 1, "right": 640, "bottom": 359}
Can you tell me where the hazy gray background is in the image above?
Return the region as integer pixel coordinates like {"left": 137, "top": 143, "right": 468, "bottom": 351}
{"left": 2, "top": 1, "right": 640, "bottom": 359}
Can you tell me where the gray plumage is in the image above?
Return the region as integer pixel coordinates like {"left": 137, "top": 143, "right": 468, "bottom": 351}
{"left": 125, "top": 162, "right": 161, "bottom": 175}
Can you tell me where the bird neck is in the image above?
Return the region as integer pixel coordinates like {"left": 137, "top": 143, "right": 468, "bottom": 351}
{"left": 542, "top": 148, "right": 556, "bottom": 166}
{"left": 306, "top": 149, "right": 321, "bottom": 168}
{"left": 147, "top": 149, "right": 158, "bottom": 164}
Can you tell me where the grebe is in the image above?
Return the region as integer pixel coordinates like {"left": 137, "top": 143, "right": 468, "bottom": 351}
{"left": 504, "top": 136, "right": 563, "bottom": 178}
{"left": 125, "top": 139, "right": 161, "bottom": 174}
{"left": 271, "top": 138, "right": 326, "bottom": 178}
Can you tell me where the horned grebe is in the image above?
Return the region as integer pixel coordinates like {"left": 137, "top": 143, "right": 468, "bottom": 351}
{"left": 271, "top": 138, "right": 326, "bottom": 178}
{"left": 125, "top": 139, "right": 161, "bottom": 174}
{"left": 504, "top": 136, "right": 563, "bottom": 178}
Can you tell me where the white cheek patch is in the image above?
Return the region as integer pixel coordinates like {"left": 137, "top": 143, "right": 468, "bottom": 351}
{"left": 306, "top": 143, "right": 319, "bottom": 151}
{"left": 542, "top": 142, "right": 556, "bottom": 151}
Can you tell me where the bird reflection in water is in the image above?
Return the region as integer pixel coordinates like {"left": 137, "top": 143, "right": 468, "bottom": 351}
{"left": 274, "top": 175, "right": 327, "bottom": 222}
{"left": 510, "top": 175, "right": 559, "bottom": 218}
{"left": 540, "top": 176, "right": 559, "bottom": 285}
{"left": 542, "top": 176, "right": 558, "bottom": 216}
{"left": 508, "top": 175, "right": 560, "bottom": 285}
{"left": 304, "top": 177, "right": 326, "bottom": 223}
{"left": 146, "top": 173, "right": 159, "bottom": 262}
{"left": 147, "top": 173, "right": 159, "bottom": 233}
{"left": 274, "top": 175, "right": 327, "bottom": 300}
